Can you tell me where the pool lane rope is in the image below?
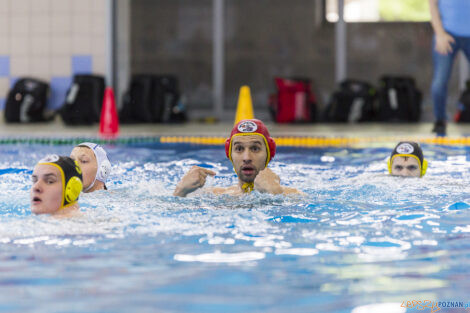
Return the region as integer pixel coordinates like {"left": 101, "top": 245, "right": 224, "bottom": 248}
{"left": 3, "top": 136, "right": 470, "bottom": 146}
{"left": 159, "top": 136, "right": 470, "bottom": 146}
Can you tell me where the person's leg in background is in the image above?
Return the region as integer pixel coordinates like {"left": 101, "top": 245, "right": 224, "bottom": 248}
{"left": 431, "top": 36, "right": 459, "bottom": 135}
{"left": 459, "top": 36, "right": 470, "bottom": 72}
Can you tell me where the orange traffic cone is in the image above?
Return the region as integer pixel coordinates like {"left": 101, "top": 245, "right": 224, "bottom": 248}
{"left": 99, "top": 87, "right": 119, "bottom": 139}
{"left": 234, "top": 85, "right": 254, "bottom": 125}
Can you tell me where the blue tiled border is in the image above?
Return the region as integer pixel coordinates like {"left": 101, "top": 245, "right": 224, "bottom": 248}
{"left": 50, "top": 76, "right": 72, "bottom": 110}
{"left": 0, "top": 55, "right": 98, "bottom": 111}
{"left": 0, "top": 56, "right": 10, "bottom": 77}
{"left": 72, "top": 55, "right": 92, "bottom": 74}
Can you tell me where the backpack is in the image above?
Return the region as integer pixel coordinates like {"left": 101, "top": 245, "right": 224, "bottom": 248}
{"left": 269, "top": 77, "right": 317, "bottom": 123}
{"left": 377, "top": 76, "right": 422, "bottom": 122}
{"left": 454, "top": 80, "right": 470, "bottom": 122}
{"left": 324, "top": 79, "right": 377, "bottom": 122}
{"left": 4, "top": 78, "right": 51, "bottom": 123}
{"left": 60, "top": 74, "right": 105, "bottom": 125}
{"left": 120, "top": 74, "right": 186, "bottom": 123}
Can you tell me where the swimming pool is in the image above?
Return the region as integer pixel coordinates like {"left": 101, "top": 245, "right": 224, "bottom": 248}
{"left": 1, "top": 141, "right": 470, "bottom": 313}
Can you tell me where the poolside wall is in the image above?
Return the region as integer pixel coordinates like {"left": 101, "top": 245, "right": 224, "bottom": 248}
{"left": 0, "top": 0, "right": 107, "bottom": 111}
{"left": 0, "top": 0, "right": 465, "bottom": 122}
{"left": 130, "top": 0, "right": 464, "bottom": 121}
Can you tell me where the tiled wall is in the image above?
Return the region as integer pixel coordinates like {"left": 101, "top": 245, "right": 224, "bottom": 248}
{"left": 0, "top": 0, "right": 107, "bottom": 111}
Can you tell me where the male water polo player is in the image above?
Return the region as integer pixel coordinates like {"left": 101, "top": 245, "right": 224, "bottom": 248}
{"left": 70, "top": 142, "right": 111, "bottom": 192}
{"left": 173, "top": 119, "right": 299, "bottom": 197}
{"left": 31, "top": 155, "right": 83, "bottom": 216}
{"left": 388, "top": 141, "right": 428, "bottom": 178}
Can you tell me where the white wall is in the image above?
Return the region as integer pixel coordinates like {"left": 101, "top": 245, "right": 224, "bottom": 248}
{"left": 0, "top": 0, "right": 107, "bottom": 110}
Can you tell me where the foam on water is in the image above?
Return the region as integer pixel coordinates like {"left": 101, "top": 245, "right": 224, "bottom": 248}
{"left": 1, "top": 143, "right": 470, "bottom": 313}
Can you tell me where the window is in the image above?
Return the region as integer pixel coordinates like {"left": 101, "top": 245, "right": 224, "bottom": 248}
{"left": 326, "top": 0, "right": 431, "bottom": 22}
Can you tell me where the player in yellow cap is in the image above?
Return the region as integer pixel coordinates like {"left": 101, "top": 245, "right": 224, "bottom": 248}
{"left": 388, "top": 141, "right": 428, "bottom": 177}
{"left": 173, "top": 119, "right": 300, "bottom": 197}
{"left": 30, "top": 155, "right": 83, "bottom": 217}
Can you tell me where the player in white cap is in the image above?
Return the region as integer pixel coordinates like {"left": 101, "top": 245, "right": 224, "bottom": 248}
{"left": 70, "top": 142, "right": 111, "bottom": 192}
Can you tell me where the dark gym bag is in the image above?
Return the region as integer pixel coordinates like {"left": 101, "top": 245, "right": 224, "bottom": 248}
{"left": 120, "top": 74, "right": 186, "bottom": 123}
{"left": 454, "top": 80, "right": 470, "bottom": 122}
{"left": 324, "top": 79, "right": 377, "bottom": 122}
{"left": 4, "top": 78, "right": 51, "bottom": 123}
{"left": 268, "top": 77, "right": 317, "bottom": 123}
{"left": 377, "top": 76, "right": 422, "bottom": 122}
{"left": 60, "top": 74, "right": 105, "bottom": 125}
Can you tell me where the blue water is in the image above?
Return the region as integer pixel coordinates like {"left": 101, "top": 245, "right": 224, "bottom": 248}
{"left": 1, "top": 142, "right": 470, "bottom": 313}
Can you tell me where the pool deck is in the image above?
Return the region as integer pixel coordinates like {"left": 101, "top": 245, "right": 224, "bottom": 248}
{"left": 1, "top": 118, "right": 470, "bottom": 136}
{"left": 2, "top": 118, "right": 470, "bottom": 145}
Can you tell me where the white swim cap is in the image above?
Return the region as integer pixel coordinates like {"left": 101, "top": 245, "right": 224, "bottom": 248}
{"left": 77, "top": 142, "right": 111, "bottom": 191}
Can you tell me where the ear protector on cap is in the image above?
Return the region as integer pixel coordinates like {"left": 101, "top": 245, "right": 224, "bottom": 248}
{"left": 98, "top": 159, "right": 111, "bottom": 182}
{"left": 65, "top": 176, "right": 83, "bottom": 203}
{"left": 225, "top": 119, "right": 276, "bottom": 167}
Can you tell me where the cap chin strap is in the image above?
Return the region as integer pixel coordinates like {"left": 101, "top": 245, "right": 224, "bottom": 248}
{"left": 228, "top": 133, "right": 268, "bottom": 193}
{"left": 61, "top": 201, "right": 78, "bottom": 210}
{"left": 83, "top": 177, "right": 97, "bottom": 192}
{"left": 241, "top": 182, "right": 254, "bottom": 193}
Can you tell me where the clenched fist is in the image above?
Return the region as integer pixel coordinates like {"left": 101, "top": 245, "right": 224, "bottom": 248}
{"left": 254, "top": 168, "right": 283, "bottom": 194}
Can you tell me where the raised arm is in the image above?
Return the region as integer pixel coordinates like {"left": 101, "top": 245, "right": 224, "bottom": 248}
{"left": 173, "top": 166, "right": 216, "bottom": 197}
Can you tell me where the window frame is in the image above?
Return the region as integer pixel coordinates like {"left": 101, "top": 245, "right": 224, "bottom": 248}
{"left": 323, "top": 0, "right": 431, "bottom": 24}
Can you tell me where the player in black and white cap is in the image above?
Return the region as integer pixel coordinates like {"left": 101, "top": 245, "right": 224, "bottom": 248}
{"left": 388, "top": 141, "right": 428, "bottom": 177}
{"left": 31, "top": 155, "right": 83, "bottom": 216}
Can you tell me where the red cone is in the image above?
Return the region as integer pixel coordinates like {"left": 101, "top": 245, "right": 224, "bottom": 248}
{"left": 99, "top": 87, "right": 119, "bottom": 139}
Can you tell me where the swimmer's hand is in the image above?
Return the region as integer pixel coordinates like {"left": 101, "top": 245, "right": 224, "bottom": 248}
{"left": 254, "top": 168, "right": 283, "bottom": 195}
{"left": 173, "top": 166, "right": 216, "bottom": 197}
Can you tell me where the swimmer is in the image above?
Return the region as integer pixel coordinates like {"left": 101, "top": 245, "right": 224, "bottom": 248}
{"left": 388, "top": 141, "right": 428, "bottom": 177}
{"left": 174, "top": 119, "right": 300, "bottom": 197}
{"left": 70, "top": 142, "right": 111, "bottom": 192}
{"left": 31, "top": 155, "right": 83, "bottom": 217}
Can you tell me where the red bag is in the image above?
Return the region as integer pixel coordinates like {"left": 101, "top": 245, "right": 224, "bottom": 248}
{"left": 269, "top": 77, "right": 317, "bottom": 123}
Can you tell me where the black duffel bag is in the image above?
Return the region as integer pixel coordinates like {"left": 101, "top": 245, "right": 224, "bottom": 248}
{"left": 4, "top": 78, "right": 51, "bottom": 123}
{"left": 120, "top": 74, "right": 186, "bottom": 123}
{"left": 377, "top": 76, "right": 422, "bottom": 122}
{"left": 60, "top": 74, "right": 105, "bottom": 125}
{"left": 324, "top": 79, "right": 377, "bottom": 122}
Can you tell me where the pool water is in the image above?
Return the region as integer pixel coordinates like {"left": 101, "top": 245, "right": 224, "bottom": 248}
{"left": 1, "top": 142, "right": 470, "bottom": 313}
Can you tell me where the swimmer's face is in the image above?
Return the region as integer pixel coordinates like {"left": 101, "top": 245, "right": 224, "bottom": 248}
{"left": 231, "top": 135, "right": 268, "bottom": 183}
{"left": 391, "top": 156, "right": 421, "bottom": 177}
{"left": 30, "top": 164, "right": 63, "bottom": 214}
{"left": 70, "top": 146, "right": 97, "bottom": 191}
